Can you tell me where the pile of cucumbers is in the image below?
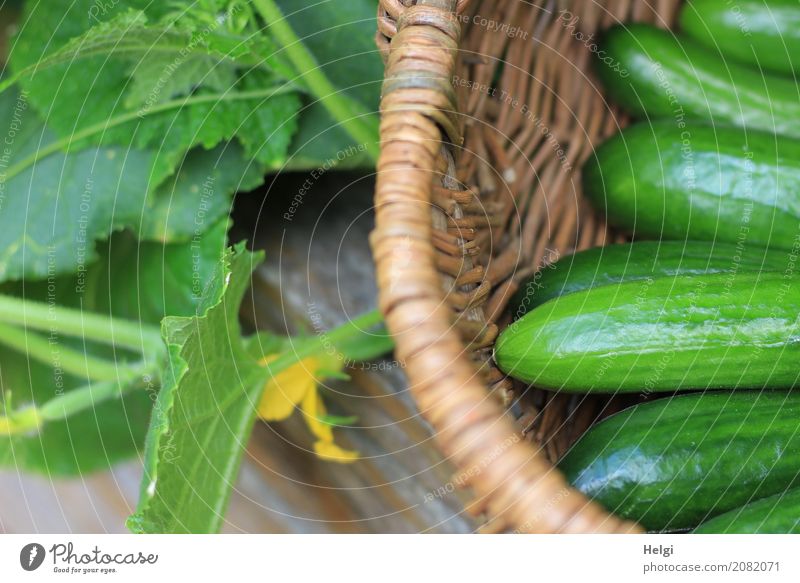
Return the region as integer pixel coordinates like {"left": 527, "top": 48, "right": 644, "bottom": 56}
{"left": 495, "top": 0, "right": 800, "bottom": 533}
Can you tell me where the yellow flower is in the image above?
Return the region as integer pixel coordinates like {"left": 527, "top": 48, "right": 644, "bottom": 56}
{"left": 257, "top": 356, "right": 319, "bottom": 421}
{"left": 258, "top": 355, "right": 358, "bottom": 464}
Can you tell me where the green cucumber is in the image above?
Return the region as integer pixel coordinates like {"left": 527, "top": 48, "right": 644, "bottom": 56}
{"left": 694, "top": 488, "right": 800, "bottom": 533}
{"left": 582, "top": 121, "right": 800, "bottom": 250}
{"left": 495, "top": 271, "right": 800, "bottom": 393}
{"left": 681, "top": 0, "right": 800, "bottom": 76}
{"left": 511, "top": 240, "right": 789, "bottom": 318}
{"left": 559, "top": 391, "right": 800, "bottom": 531}
{"left": 596, "top": 24, "right": 800, "bottom": 137}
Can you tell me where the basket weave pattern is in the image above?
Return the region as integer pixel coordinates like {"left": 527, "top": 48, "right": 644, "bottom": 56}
{"left": 371, "top": 0, "right": 680, "bottom": 533}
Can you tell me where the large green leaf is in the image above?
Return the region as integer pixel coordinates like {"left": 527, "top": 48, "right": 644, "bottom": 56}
{"left": 11, "top": 4, "right": 301, "bottom": 178}
{"left": 80, "top": 218, "right": 231, "bottom": 325}
{"left": 272, "top": 0, "right": 382, "bottom": 170}
{"left": 138, "top": 142, "right": 264, "bottom": 243}
{"left": 128, "top": 244, "right": 269, "bottom": 533}
{"left": 0, "top": 86, "right": 153, "bottom": 281}
{"left": 0, "top": 80, "right": 262, "bottom": 281}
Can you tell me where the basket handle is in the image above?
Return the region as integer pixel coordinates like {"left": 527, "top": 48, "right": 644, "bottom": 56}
{"left": 371, "top": 0, "right": 642, "bottom": 533}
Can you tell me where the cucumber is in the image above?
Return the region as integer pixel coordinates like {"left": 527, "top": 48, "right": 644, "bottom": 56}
{"left": 558, "top": 391, "right": 800, "bottom": 531}
{"left": 582, "top": 121, "right": 800, "bottom": 250}
{"left": 495, "top": 271, "right": 800, "bottom": 393}
{"left": 694, "top": 488, "right": 800, "bottom": 533}
{"left": 596, "top": 24, "right": 800, "bottom": 137}
{"left": 681, "top": 0, "right": 800, "bottom": 76}
{"left": 511, "top": 240, "right": 789, "bottom": 318}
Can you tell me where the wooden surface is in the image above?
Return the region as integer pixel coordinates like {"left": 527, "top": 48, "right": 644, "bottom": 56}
{"left": 0, "top": 173, "right": 475, "bottom": 533}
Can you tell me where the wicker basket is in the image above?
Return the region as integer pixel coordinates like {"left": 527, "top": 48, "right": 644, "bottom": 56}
{"left": 370, "top": 0, "right": 684, "bottom": 533}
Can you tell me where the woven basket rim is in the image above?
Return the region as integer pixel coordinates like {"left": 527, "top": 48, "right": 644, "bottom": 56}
{"left": 370, "top": 0, "right": 648, "bottom": 534}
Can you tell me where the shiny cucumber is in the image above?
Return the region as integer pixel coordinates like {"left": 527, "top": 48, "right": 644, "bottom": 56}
{"left": 694, "top": 488, "right": 800, "bottom": 534}
{"left": 559, "top": 391, "right": 800, "bottom": 531}
{"left": 495, "top": 271, "right": 800, "bottom": 393}
{"left": 511, "top": 240, "right": 789, "bottom": 318}
{"left": 680, "top": 0, "right": 800, "bottom": 76}
{"left": 582, "top": 121, "right": 800, "bottom": 250}
{"left": 595, "top": 24, "right": 800, "bottom": 137}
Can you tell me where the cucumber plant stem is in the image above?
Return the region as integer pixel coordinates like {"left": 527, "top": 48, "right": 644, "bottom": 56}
{"left": 0, "top": 294, "right": 162, "bottom": 355}
{"left": 38, "top": 375, "right": 147, "bottom": 422}
{"left": 252, "top": 0, "right": 380, "bottom": 163}
{"left": 0, "top": 322, "right": 126, "bottom": 382}
{"left": 264, "top": 308, "right": 385, "bottom": 377}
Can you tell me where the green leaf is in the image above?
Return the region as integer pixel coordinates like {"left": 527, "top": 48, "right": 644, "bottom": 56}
{"left": 136, "top": 142, "right": 264, "bottom": 243}
{"left": 0, "top": 86, "right": 153, "bottom": 281}
{"left": 0, "top": 77, "right": 273, "bottom": 281}
{"left": 128, "top": 243, "right": 269, "bottom": 533}
{"left": 81, "top": 218, "right": 231, "bottom": 324}
{"left": 272, "top": 0, "right": 382, "bottom": 170}
{"left": 11, "top": 3, "right": 301, "bottom": 180}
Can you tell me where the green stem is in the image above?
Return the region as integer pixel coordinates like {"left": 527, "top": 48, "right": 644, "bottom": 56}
{"left": 38, "top": 375, "right": 145, "bottom": 422}
{"left": 252, "top": 0, "right": 380, "bottom": 163}
{"left": 1, "top": 367, "right": 153, "bottom": 435}
{"left": 0, "top": 322, "right": 127, "bottom": 382}
{"left": 5, "top": 85, "right": 297, "bottom": 182}
{"left": 265, "top": 308, "right": 386, "bottom": 377}
{"left": 0, "top": 294, "right": 162, "bottom": 355}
